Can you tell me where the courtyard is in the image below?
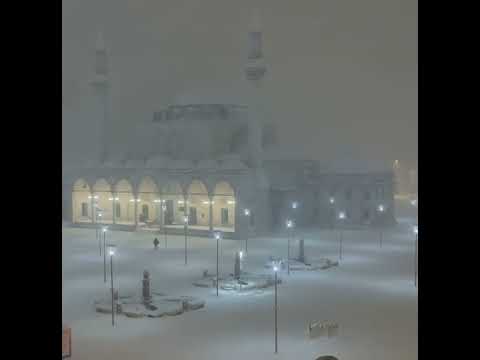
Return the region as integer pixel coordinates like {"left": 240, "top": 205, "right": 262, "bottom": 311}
{"left": 62, "top": 202, "right": 417, "bottom": 360}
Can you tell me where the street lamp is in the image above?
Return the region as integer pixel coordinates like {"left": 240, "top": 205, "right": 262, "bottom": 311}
{"left": 184, "top": 215, "right": 189, "bottom": 265}
{"left": 273, "top": 262, "right": 279, "bottom": 354}
{"left": 96, "top": 210, "right": 103, "bottom": 256}
{"left": 214, "top": 231, "right": 222, "bottom": 296}
{"left": 162, "top": 203, "right": 167, "bottom": 248}
{"left": 291, "top": 201, "right": 298, "bottom": 239}
{"left": 377, "top": 204, "right": 385, "bottom": 248}
{"left": 413, "top": 225, "right": 418, "bottom": 287}
{"left": 244, "top": 208, "right": 250, "bottom": 253}
{"left": 107, "top": 244, "right": 117, "bottom": 327}
{"left": 286, "top": 219, "right": 294, "bottom": 275}
{"left": 329, "top": 197, "right": 335, "bottom": 228}
{"left": 102, "top": 227, "right": 108, "bottom": 283}
{"left": 338, "top": 211, "right": 346, "bottom": 260}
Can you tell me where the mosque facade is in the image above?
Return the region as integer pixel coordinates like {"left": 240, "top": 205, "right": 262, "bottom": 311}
{"left": 62, "top": 11, "right": 395, "bottom": 239}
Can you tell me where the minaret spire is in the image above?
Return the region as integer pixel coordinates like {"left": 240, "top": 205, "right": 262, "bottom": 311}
{"left": 90, "top": 31, "right": 109, "bottom": 163}
{"left": 245, "top": 8, "right": 266, "bottom": 168}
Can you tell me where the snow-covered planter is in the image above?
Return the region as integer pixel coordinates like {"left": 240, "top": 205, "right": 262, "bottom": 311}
{"left": 94, "top": 293, "right": 204, "bottom": 319}
{"left": 307, "top": 321, "right": 339, "bottom": 339}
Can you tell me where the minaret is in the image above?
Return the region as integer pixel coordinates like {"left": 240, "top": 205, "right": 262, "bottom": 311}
{"left": 245, "top": 8, "right": 266, "bottom": 168}
{"left": 89, "top": 31, "right": 109, "bottom": 163}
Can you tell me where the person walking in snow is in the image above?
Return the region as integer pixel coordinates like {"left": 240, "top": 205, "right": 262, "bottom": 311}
{"left": 153, "top": 237, "right": 159, "bottom": 250}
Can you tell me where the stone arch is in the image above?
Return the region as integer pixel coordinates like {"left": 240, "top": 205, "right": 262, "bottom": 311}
{"left": 92, "top": 178, "right": 113, "bottom": 224}
{"left": 161, "top": 180, "right": 185, "bottom": 226}
{"left": 113, "top": 179, "right": 135, "bottom": 225}
{"left": 212, "top": 181, "right": 236, "bottom": 231}
{"left": 72, "top": 178, "right": 92, "bottom": 223}
{"left": 186, "top": 179, "right": 210, "bottom": 228}
{"left": 137, "top": 176, "right": 161, "bottom": 226}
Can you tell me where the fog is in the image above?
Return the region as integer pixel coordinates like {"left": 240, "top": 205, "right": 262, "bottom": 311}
{"left": 62, "top": 0, "right": 417, "bottom": 168}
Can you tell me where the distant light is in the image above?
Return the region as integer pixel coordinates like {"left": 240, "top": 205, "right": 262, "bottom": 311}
{"left": 129, "top": 199, "right": 135, "bottom": 202}
{"left": 154, "top": 199, "right": 161, "bottom": 203}
{"left": 98, "top": 213, "right": 103, "bottom": 217}
{"left": 136, "top": 199, "right": 141, "bottom": 202}
{"left": 102, "top": 227, "right": 108, "bottom": 233}
{"left": 178, "top": 200, "right": 184, "bottom": 204}
{"left": 329, "top": 197, "right": 335, "bottom": 204}
{"left": 244, "top": 208, "right": 250, "bottom": 216}
{"left": 273, "top": 264, "right": 279, "bottom": 272}
{"left": 292, "top": 201, "right": 298, "bottom": 209}
{"left": 286, "top": 219, "right": 294, "bottom": 228}
{"left": 378, "top": 204, "right": 385, "bottom": 212}
{"left": 94, "top": 195, "right": 99, "bottom": 200}
{"left": 108, "top": 244, "right": 116, "bottom": 256}
{"left": 410, "top": 199, "right": 417, "bottom": 207}
{"left": 214, "top": 231, "right": 222, "bottom": 240}
{"left": 338, "top": 211, "right": 346, "bottom": 220}
{"left": 227, "top": 200, "right": 235, "bottom": 204}
{"left": 161, "top": 205, "right": 167, "bottom": 211}
{"left": 109, "top": 197, "right": 114, "bottom": 201}
{"left": 239, "top": 251, "right": 243, "bottom": 259}
{"left": 183, "top": 215, "right": 189, "bottom": 224}
{"left": 88, "top": 195, "right": 92, "bottom": 199}
{"left": 115, "top": 197, "right": 119, "bottom": 201}
{"left": 413, "top": 225, "right": 418, "bottom": 235}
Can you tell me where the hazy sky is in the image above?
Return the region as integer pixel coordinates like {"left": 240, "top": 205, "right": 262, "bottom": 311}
{"left": 62, "top": 0, "right": 417, "bottom": 166}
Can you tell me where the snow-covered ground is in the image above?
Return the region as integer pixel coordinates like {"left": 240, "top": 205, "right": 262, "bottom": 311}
{"left": 63, "top": 202, "right": 417, "bottom": 360}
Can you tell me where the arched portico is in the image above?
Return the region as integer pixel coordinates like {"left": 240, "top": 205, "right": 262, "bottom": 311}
{"left": 186, "top": 180, "right": 210, "bottom": 230}
{"left": 212, "top": 181, "right": 235, "bottom": 232}
{"left": 72, "top": 179, "right": 92, "bottom": 223}
{"left": 137, "top": 176, "right": 161, "bottom": 228}
{"left": 161, "top": 181, "right": 185, "bottom": 229}
{"left": 114, "top": 179, "right": 135, "bottom": 225}
{"left": 92, "top": 178, "right": 113, "bottom": 224}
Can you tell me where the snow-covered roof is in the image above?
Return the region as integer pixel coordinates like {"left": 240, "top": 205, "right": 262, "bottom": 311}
{"left": 124, "top": 159, "right": 146, "bottom": 168}
{"left": 220, "top": 158, "right": 248, "bottom": 170}
{"left": 196, "top": 159, "right": 219, "bottom": 169}
{"left": 167, "top": 159, "right": 195, "bottom": 169}
{"left": 145, "top": 155, "right": 170, "bottom": 168}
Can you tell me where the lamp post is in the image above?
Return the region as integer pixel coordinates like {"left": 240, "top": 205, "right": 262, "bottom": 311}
{"left": 273, "top": 263, "right": 279, "bottom": 354}
{"left": 214, "top": 231, "right": 222, "bottom": 296}
{"left": 97, "top": 210, "right": 103, "bottom": 256}
{"left": 184, "top": 215, "right": 189, "bottom": 265}
{"left": 338, "top": 211, "right": 346, "bottom": 260}
{"left": 162, "top": 203, "right": 167, "bottom": 248}
{"left": 291, "top": 201, "right": 298, "bottom": 240}
{"left": 413, "top": 225, "right": 418, "bottom": 287}
{"left": 377, "top": 204, "right": 385, "bottom": 248}
{"left": 102, "top": 227, "right": 108, "bottom": 283}
{"left": 244, "top": 208, "right": 250, "bottom": 253}
{"left": 286, "top": 219, "right": 294, "bottom": 275}
{"left": 329, "top": 197, "right": 335, "bottom": 228}
{"left": 107, "top": 244, "right": 117, "bottom": 327}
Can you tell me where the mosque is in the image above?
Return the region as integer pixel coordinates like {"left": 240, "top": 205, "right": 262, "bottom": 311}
{"left": 62, "top": 11, "right": 395, "bottom": 239}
